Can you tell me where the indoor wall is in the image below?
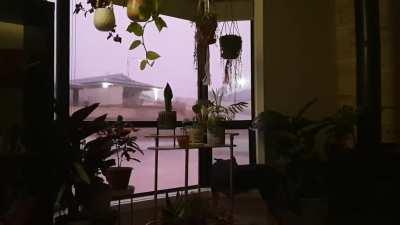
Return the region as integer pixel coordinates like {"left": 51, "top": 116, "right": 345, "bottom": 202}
{"left": 263, "top": 0, "right": 337, "bottom": 119}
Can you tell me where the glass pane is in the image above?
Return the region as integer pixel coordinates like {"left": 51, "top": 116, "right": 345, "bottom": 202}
{"left": 99, "top": 128, "right": 199, "bottom": 193}
{"left": 209, "top": 21, "right": 252, "bottom": 120}
{"left": 213, "top": 129, "right": 249, "bottom": 165}
{"left": 70, "top": 1, "right": 197, "bottom": 121}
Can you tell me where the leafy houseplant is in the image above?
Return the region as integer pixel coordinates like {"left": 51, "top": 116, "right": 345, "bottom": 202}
{"left": 251, "top": 100, "right": 358, "bottom": 221}
{"left": 206, "top": 89, "right": 248, "bottom": 145}
{"left": 149, "top": 192, "right": 230, "bottom": 225}
{"left": 103, "top": 115, "right": 143, "bottom": 190}
{"left": 53, "top": 103, "right": 113, "bottom": 224}
{"left": 157, "top": 83, "right": 177, "bottom": 129}
{"left": 189, "top": 100, "right": 210, "bottom": 144}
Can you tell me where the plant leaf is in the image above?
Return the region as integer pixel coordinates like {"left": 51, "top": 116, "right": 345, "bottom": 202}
{"left": 146, "top": 51, "right": 160, "bottom": 60}
{"left": 129, "top": 40, "right": 142, "bottom": 50}
{"left": 73, "top": 162, "right": 90, "bottom": 184}
{"left": 127, "top": 22, "right": 144, "bottom": 36}
{"left": 140, "top": 59, "right": 148, "bottom": 70}
{"left": 154, "top": 16, "right": 167, "bottom": 32}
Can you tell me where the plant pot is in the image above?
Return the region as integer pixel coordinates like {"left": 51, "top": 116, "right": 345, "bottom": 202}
{"left": 189, "top": 127, "right": 204, "bottom": 143}
{"left": 207, "top": 126, "right": 225, "bottom": 146}
{"left": 127, "top": 0, "right": 152, "bottom": 22}
{"left": 93, "top": 7, "right": 116, "bottom": 32}
{"left": 105, "top": 167, "right": 132, "bottom": 190}
{"left": 219, "top": 35, "right": 242, "bottom": 59}
{"left": 177, "top": 135, "right": 190, "bottom": 148}
{"left": 300, "top": 198, "right": 328, "bottom": 225}
{"left": 158, "top": 111, "right": 177, "bottom": 129}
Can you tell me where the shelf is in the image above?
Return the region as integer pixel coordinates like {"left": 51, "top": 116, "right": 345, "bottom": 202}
{"left": 147, "top": 144, "right": 236, "bottom": 151}
{"left": 145, "top": 132, "right": 239, "bottom": 138}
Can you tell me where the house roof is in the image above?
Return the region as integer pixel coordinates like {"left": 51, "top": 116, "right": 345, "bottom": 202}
{"left": 70, "top": 74, "right": 161, "bottom": 90}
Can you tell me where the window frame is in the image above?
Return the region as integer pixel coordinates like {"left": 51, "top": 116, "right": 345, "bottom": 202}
{"left": 57, "top": 2, "right": 256, "bottom": 195}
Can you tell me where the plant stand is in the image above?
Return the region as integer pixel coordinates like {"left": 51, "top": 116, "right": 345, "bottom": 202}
{"left": 146, "top": 131, "right": 239, "bottom": 222}
{"left": 111, "top": 185, "right": 135, "bottom": 225}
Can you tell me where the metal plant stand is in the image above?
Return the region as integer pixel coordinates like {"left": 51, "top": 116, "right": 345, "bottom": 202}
{"left": 146, "top": 131, "right": 238, "bottom": 221}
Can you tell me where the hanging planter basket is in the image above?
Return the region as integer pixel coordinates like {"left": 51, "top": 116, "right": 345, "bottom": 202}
{"left": 93, "top": 1, "right": 116, "bottom": 31}
{"left": 220, "top": 34, "right": 242, "bottom": 59}
{"left": 219, "top": 21, "right": 243, "bottom": 86}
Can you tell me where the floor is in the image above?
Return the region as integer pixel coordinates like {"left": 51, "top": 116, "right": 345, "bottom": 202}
{"left": 115, "top": 191, "right": 273, "bottom": 225}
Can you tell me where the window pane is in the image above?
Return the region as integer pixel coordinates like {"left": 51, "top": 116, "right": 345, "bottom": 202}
{"left": 213, "top": 129, "right": 250, "bottom": 165}
{"left": 97, "top": 128, "right": 198, "bottom": 193}
{"left": 209, "top": 21, "right": 252, "bottom": 120}
{"left": 70, "top": 2, "right": 197, "bottom": 121}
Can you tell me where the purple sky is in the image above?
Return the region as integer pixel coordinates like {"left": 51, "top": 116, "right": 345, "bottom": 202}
{"left": 70, "top": 3, "right": 251, "bottom": 99}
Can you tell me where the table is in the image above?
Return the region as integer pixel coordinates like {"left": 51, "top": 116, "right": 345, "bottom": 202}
{"left": 146, "top": 132, "right": 239, "bottom": 220}
{"left": 111, "top": 185, "right": 135, "bottom": 225}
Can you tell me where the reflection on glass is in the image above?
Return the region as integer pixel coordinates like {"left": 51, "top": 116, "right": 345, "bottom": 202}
{"left": 213, "top": 129, "right": 249, "bottom": 165}
{"left": 120, "top": 128, "right": 199, "bottom": 193}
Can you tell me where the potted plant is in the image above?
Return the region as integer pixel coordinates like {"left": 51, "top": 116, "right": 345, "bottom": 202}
{"left": 103, "top": 115, "right": 143, "bottom": 190}
{"left": 52, "top": 103, "right": 114, "bottom": 225}
{"left": 189, "top": 100, "right": 209, "bottom": 144}
{"left": 251, "top": 100, "right": 358, "bottom": 225}
{"left": 93, "top": 0, "right": 116, "bottom": 32}
{"left": 206, "top": 89, "right": 247, "bottom": 145}
{"left": 158, "top": 83, "right": 177, "bottom": 129}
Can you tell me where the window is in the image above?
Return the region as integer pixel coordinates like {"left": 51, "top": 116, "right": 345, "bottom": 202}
{"left": 69, "top": 0, "right": 254, "bottom": 194}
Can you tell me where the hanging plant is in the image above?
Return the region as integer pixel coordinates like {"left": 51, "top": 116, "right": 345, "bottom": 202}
{"left": 219, "top": 21, "right": 242, "bottom": 86}
{"left": 74, "top": 0, "right": 122, "bottom": 43}
{"left": 93, "top": 2, "right": 116, "bottom": 32}
{"left": 74, "top": 0, "right": 168, "bottom": 70}
{"left": 194, "top": 0, "right": 218, "bottom": 85}
{"left": 126, "top": 0, "right": 167, "bottom": 70}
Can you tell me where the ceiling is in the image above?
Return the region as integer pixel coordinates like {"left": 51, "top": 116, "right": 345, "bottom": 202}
{"left": 114, "top": 0, "right": 253, "bottom": 21}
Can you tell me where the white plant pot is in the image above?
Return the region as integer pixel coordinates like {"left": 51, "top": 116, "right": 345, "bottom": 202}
{"left": 93, "top": 7, "right": 116, "bottom": 32}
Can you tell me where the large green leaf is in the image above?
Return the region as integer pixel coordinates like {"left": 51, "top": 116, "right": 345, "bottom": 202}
{"left": 146, "top": 51, "right": 160, "bottom": 60}
{"left": 127, "top": 22, "right": 143, "bottom": 36}
{"left": 129, "top": 40, "right": 142, "bottom": 50}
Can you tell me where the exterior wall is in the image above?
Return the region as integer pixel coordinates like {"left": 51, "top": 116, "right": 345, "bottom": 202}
{"left": 263, "top": 0, "right": 337, "bottom": 119}
{"left": 78, "top": 86, "right": 123, "bottom": 106}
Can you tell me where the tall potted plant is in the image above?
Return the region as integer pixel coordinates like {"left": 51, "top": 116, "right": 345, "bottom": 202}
{"left": 53, "top": 103, "right": 114, "bottom": 225}
{"left": 104, "top": 115, "right": 143, "bottom": 190}
{"left": 206, "top": 89, "right": 247, "bottom": 145}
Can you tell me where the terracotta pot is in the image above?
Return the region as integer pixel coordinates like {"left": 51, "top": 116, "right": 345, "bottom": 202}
{"left": 93, "top": 7, "right": 116, "bottom": 31}
{"left": 105, "top": 167, "right": 132, "bottom": 190}
{"left": 127, "top": 0, "right": 152, "bottom": 22}
{"left": 207, "top": 126, "right": 225, "bottom": 146}
{"left": 220, "top": 35, "right": 242, "bottom": 59}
